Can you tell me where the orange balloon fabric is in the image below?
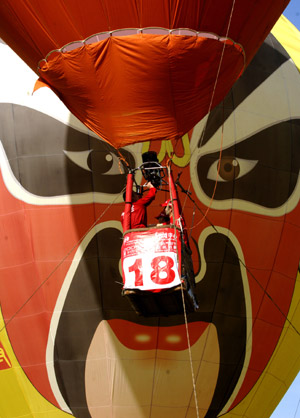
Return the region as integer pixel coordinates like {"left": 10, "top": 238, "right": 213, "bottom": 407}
{"left": 0, "top": 0, "right": 290, "bottom": 148}
{"left": 37, "top": 34, "right": 244, "bottom": 147}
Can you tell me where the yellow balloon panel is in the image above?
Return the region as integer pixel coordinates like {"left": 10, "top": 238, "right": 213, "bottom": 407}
{"left": 272, "top": 15, "right": 300, "bottom": 71}
{"left": 0, "top": 309, "right": 69, "bottom": 418}
{"left": 225, "top": 271, "right": 300, "bottom": 417}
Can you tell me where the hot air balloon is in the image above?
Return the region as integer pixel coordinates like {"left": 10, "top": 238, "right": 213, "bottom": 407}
{"left": 0, "top": 7, "right": 300, "bottom": 418}
{"left": 0, "top": 0, "right": 290, "bottom": 148}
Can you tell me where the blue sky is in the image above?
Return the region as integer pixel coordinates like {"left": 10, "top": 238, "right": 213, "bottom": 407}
{"left": 270, "top": 373, "right": 300, "bottom": 418}
{"left": 270, "top": 3, "right": 300, "bottom": 417}
{"left": 283, "top": 0, "right": 300, "bottom": 30}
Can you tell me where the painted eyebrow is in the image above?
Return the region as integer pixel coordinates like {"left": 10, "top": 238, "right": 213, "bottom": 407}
{"left": 198, "top": 34, "right": 290, "bottom": 148}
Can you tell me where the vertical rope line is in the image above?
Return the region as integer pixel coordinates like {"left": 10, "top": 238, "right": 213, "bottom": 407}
{"left": 173, "top": 5, "right": 238, "bottom": 414}
{"left": 198, "top": 0, "right": 237, "bottom": 150}
{"left": 188, "top": 202, "right": 196, "bottom": 242}
{"left": 182, "top": 0, "right": 237, "bottom": 224}
{"left": 117, "top": 149, "right": 130, "bottom": 174}
{"left": 189, "top": 99, "right": 225, "bottom": 230}
{"left": 167, "top": 165, "right": 200, "bottom": 418}
{"left": 180, "top": 96, "right": 225, "bottom": 232}
{"left": 180, "top": 283, "right": 200, "bottom": 418}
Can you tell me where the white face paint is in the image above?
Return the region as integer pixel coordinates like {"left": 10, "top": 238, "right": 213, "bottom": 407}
{"left": 85, "top": 320, "right": 220, "bottom": 418}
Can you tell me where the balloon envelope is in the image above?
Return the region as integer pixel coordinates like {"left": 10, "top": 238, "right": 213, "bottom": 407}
{"left": 0, "top": 0, "right": 290, "bottom": 147}
{"left": 0, "top": 13, "right": 300, "bottom": 418}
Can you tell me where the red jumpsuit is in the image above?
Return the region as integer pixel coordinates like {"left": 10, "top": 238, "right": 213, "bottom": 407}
{"left": 121, "top": 188, "right": 157, "bottom": 229}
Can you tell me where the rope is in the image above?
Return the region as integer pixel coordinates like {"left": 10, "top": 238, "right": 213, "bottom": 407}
{"left": 175, "top": 0, "right": 300, "bottom": 343}
{"left": 176, "top": 189, "right": 300, "bottom": 415}
{"left": 180, "top": 283, "right": 200, "bottom": 418}
{"left": 167, "top": 165, "right": 200, "bottom": 418}
{"left": 171, "top": 137, "right": 182, "bottom": 162}
{"left": 182, "top": 0, "right": 237, "bottom": 224}
{"left": 166, "top": 151, "right": 174, "bottom": 168}
{"left": 188, "top": 202, "right": 196, "bottom": 242}
{"left": 171, "top": 0, "right": 300, "bottom": 406}
{"left": 0, "top": 191, "right": 124, "bottom": 335}
{"left": 117, "top": 149, "right": 130, "bottom": 174}
{"left": 179, "top": 95, "right": 224, "bottom": 230}
{"left": 189, "top": 98, "right": 225, "bottom": 231}
{"left": 198, "top": 0, "right": 237, "bottom": 150}
{"left": 240, "top": 253, "right": 300, "bottom": 338}
{"left": 181, "top": 185, "right": 300, "bottom": 338}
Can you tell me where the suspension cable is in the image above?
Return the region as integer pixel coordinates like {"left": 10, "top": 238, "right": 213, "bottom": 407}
{"left": 181, "top": 0, "right": 237, "bottom": 222}
{"left": 189, "top": 98, "right": 225, "bottom": 230}
{"left": 165, "top": 4, "right": 240, "bottom": 413}
{"left": 167, "top": 165, "right": 200, "bottom": 418}
{"left": 0, "top": 191, "right": 124, "bottom": 334}
{"left": 179, "top": 184, "right": 300, "bottom": 337}
{"left": 0, "top": 140, "right": 132, "bottom": 334}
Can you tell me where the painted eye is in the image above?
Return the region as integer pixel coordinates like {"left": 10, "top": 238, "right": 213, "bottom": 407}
{"left": 64, "top": 149, "right": 123, "bottom": 175}
{"left": 88, "top": 150, "right": 122, "bottom": 175}
{"left": 207, "top": 156, "right": 258, "bottom": 182}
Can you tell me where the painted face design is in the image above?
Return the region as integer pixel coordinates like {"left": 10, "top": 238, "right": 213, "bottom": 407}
{"left": 188, "top": 33, "right": 300, "bottom": 413}
{"left": 0, "top": 32, "right": 299, "bottom": 418}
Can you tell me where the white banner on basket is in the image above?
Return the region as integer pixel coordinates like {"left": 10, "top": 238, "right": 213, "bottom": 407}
{"left": 123, "top": 251, "right": 181, "bottom": 290}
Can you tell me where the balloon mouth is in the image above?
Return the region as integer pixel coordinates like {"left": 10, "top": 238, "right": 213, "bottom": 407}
{"left": 107, "top": 318, "right": 209, "bottom": 351}
{"left": 38, "top": 27, "right": 245, "bottom": 69}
